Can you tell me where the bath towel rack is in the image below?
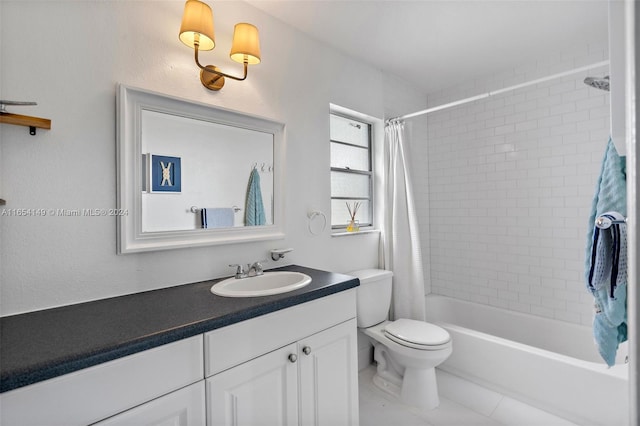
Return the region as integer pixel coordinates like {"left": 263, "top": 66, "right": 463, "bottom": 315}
{"left": 595, "top": 215, "right": 627, "bottom": 229}
{"left": 190, "top": 205, "right": 242, "bottom": 213}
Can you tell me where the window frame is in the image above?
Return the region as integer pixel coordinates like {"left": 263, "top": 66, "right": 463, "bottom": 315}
{"left": 329, "top": 111, "right": 374, "bottom": 231}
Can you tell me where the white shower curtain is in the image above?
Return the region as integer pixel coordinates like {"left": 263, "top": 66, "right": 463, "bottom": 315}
{"left": 382, "top": 121, "right": 426, "bottom": 321}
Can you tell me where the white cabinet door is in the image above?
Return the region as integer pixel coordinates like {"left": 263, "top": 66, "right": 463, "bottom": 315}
{"left": 206, "top": 343, "right": 299, "bottom": 426}
{"left": 94, "top": 381, "right": 206, "bottom": 426}
{"left": 298, "top": 319, "right": 359, "bottom": 426}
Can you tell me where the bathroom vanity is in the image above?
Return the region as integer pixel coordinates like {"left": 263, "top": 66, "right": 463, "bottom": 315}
{"left": 0, "top": 265, "right": 359, "bottom": 426}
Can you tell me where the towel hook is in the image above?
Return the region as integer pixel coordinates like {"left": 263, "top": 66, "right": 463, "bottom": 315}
{"left": 261, "top": 162, "right": 266, "bottom": 172}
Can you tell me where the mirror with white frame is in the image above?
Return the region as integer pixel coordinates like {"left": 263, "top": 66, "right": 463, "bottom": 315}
{"left": 117, "top": 85, "right": 285, "bottom": 253}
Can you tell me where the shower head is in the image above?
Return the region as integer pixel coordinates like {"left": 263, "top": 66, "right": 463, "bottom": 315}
{"left": 584, "top": 75, "right": 610, "bottom": 91}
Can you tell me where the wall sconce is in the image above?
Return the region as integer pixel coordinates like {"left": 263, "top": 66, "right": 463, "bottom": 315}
{"left": 179, "top": 0, "right": 261, "bottom": 91}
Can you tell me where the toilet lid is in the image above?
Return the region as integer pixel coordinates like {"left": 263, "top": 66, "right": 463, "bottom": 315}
{"left": 384, "top": 319, "right": 451, "bottom": 348}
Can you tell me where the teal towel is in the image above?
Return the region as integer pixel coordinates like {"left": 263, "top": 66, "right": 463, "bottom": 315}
{"left": 245, "top": 168, "right": 266, "bottom": 226}
{"left": 584, "top": 138, "right": 627, "bottom": 366}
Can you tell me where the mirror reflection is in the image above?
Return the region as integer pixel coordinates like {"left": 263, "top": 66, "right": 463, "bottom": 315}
{"left": 117, "top": 85, "right": 284, "bottom": 253}
{"left": 141, "top": 110, "right": 274, "bottom": 232}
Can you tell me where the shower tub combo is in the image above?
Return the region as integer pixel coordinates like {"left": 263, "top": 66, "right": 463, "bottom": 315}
{"left": 425, "top": 295, "right": 628, "bottom": 426}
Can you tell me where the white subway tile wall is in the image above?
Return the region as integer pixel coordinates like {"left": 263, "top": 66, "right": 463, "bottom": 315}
{"left": 412, "top": 43, "right": 611, "bottom": 326}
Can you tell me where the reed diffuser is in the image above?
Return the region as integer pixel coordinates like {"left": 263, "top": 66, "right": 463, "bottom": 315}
{"left": 346, "top": 201, "right": 361, "bottom": 232}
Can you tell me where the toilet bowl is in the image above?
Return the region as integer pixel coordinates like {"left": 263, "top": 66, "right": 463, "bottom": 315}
{"left": 349, "top": 269, "right": 452, "bottom": 410}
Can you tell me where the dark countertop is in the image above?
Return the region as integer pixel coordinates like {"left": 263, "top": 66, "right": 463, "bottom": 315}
{"left": 0, "top": 265, "right": 359, "bottom": 393}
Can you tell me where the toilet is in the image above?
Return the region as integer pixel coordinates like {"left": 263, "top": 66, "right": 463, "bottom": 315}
{"left": 349, "top": 269, "right": 452, "bottom": 410}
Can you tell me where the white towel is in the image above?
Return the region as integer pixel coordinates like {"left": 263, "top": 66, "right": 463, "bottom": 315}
{"left": 201, "top": 208, "right": 234, "bottom": 228}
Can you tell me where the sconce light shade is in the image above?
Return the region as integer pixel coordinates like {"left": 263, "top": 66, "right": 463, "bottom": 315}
{"left": 230, "top": 23, "right": 261, "bottom": 65}
{"left": 179, "top": 1, "right": 260, "bottom": 90}
{"left": 179, "top": 0, "right": 215, "bottom": 51}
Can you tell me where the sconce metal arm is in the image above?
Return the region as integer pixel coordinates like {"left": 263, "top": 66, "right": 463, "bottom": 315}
{"left": 194, "top": 45, "right": 248, "bottom": 81}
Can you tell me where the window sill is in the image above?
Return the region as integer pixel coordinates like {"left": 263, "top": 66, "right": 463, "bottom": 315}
{"left": 331, "top": 228, "right": 380, "bottom": 237}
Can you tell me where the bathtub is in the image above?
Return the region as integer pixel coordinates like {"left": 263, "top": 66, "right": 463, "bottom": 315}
{"left": 425, "top": 294, "right": 629, "bottom": 426}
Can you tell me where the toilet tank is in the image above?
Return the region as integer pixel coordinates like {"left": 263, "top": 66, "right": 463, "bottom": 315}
{"left": 348, "top": 269, "right": 393, "bottom": 328}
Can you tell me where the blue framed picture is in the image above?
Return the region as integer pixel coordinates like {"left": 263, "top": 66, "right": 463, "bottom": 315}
{"left": 150, "top": 155, "right": 181, "bottom": 193}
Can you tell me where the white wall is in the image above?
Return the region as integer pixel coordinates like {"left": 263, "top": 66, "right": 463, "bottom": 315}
{"left": 412, "top": 42, "right": 611, "bottom": 326}
{"left": 0, "top": 1, "right": 425, "bottom": 315}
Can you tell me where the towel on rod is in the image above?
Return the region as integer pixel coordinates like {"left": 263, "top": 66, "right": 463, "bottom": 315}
{"left": 245, "top": 168, "right": 266, "bottom": 226}
{"left": 201, "top": 208, "right": 235, "bottom": 228}
{"left": 584, "top": 138, "right": 627, "bottom": 366}
{"left": 588, "top": 211, "right": 627, "bottom": 366}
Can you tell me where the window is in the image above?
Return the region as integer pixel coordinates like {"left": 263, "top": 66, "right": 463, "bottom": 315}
{"left": 330, "top": 112, "right": 373, "bottom": 230}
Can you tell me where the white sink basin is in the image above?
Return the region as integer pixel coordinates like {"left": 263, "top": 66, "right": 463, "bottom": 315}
{"left": 211, "top": 271, "right": 312, "bottom": 297}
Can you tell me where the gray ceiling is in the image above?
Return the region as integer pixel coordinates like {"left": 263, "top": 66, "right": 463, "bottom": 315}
{"left": 248, "top": 0, "right": 609, "bottom": 94}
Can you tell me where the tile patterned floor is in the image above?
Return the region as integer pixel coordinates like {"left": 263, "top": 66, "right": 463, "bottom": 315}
{"left": 358, "top": 366, "right": 579, "bottom": 426}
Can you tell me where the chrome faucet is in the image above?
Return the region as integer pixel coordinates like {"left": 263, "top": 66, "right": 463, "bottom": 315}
{"left": 248, "top": 260, "right": 266, "bottom": 277}
{"left": 229, "top": 264, "right": 248, "bottom": 279}
{"left": 229, "top": 261, "right": 266, "bottom": 279}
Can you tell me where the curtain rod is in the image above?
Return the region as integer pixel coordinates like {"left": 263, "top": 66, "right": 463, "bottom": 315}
{"left": 388, "top": 60, "right": 610, "bottom": 122}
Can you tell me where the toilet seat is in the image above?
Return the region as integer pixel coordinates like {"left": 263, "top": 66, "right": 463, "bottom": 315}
{"left": 384, "top": 319, "right": 451, "bottom": 351}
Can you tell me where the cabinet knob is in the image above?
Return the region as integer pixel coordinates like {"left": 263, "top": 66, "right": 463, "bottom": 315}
{"left": 288, "top": 353, "right": 298, "bottom": 363}
{"left": 302, "top": 346, "right": 312, "bottom": 355}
